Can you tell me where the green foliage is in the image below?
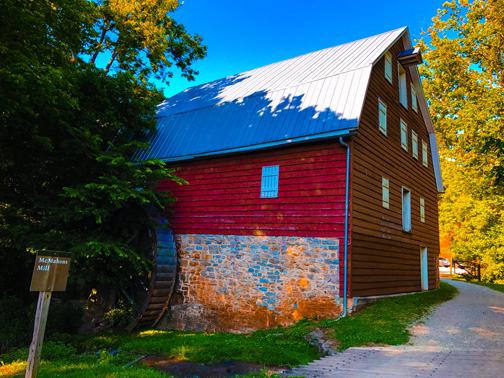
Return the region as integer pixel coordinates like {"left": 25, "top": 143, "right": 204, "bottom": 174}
{"left": 104, "top": 300, "right": 137, "bottom": 328}
{"left": 0, "top": 0, "right": 205, "bottom": 309}
{"left": 319, "top": 282, "right": 458, "bottom": 350}
{"left": 0, "top": 296, "right": 83, "bottom": 353}
{"left": 88, "top": 0, "right": 207, "bottom": 83}
{"left": 419, "top": 0, "right": 504, "bottom": 282}
{"left": 0, "top": 296, "right": 32, "bottom": 353}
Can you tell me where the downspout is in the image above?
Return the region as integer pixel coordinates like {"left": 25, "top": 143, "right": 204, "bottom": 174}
{"left": 339, "top": 137, "right": 350, "bottom": 317}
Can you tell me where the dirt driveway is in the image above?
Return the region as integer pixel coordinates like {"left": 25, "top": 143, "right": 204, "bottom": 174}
{"left": 284, "top": 279, "right": 504, "bottom": 378}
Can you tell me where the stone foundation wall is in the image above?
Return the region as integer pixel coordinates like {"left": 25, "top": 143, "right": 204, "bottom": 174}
{"left": 161, "top": 234, "right": 342, "bottom": 332}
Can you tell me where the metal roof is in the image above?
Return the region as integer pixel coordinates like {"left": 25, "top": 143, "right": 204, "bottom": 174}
{"left": 134, "top": 27, "right": 408, "bottom": 162}
{"left": 133, "top": 26, "right": 443, "bottom": 190}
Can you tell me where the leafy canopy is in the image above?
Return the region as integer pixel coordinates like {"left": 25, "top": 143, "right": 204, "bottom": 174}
{"left": 0, "top": 0, "right": 206, "bottom": 295}
{"left": 419, "top": 0, "right": 504, "bottom": 282}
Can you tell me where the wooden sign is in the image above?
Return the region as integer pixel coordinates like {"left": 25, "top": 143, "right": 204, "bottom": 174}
{"left": 30, "top": 251, "right": 71, "bottom": 292}
{"left": 26, "top": 251, "right": 71, "bottom": 378}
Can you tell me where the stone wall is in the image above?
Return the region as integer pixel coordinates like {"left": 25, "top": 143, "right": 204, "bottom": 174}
{"left": 161, "top": 234, "right": 342, "bottom": 332}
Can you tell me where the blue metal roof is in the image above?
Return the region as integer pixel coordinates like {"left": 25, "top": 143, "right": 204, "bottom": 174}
{"left": 134, "top": 28, "right": 408, "bottom": 162}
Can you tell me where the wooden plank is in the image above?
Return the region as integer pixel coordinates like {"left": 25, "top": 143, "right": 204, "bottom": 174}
{"left": 25, "top": 292, "right": 52, "bottom": 378}
{"left": 353, "top": 285, "right": 420, "bottom": 297}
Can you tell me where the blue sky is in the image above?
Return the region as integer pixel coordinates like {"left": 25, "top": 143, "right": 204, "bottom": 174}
{"left": 162, "top": 0, "right": 444, "bottom": 97}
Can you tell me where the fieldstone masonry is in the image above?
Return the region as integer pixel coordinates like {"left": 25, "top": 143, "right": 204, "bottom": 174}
{"left": 163, "top": 234, "right": 343, "bottom": 332}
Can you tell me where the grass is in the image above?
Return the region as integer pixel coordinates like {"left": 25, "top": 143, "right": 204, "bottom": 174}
{"left": 443, "top": 274, "right": 504, "bottom": 293}
{"left": 318, "top": 281, "right": 458, "bottom": 350}
{"left": 0, "top": 282, "right": 457, "bottom": 376}
{"left": 78, "top": 319, "right": 319, "bottom": 368}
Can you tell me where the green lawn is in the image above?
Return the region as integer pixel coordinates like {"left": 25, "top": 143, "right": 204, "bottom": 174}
{"left": 0, "top": 282, "right": 458, "bottom": 377}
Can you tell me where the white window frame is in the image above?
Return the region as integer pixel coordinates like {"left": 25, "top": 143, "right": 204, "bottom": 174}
{"left": 384, "top": 51, "right": 392, "bottom": 83}
{"left": 382, "top": 177, "right": 390, "bottom": 209}
{"left": 422, "top": 140, "right": 428, "bottom": 167}
{"left": 400, "top": 119, "right": 408, "bottom": 151}
{"left": 398, "top": 64, "right": 408, "bottom": 108}
{"left": 412, "top": 130, "right": 418, "bottom": 159}
{"left": 420, "top": 197, "right": 425, "bottom": 223}
{"left": 378, "top": 98, "right": 387, "bottom": 136}
{"left": 411, "top": 84, "right": 418, "bottom": 113}
{"left": 402, "top": 187, "right": 411, "bottom": 232}
{"left": 260, "top": 165, "right": 279, "bottom": 198}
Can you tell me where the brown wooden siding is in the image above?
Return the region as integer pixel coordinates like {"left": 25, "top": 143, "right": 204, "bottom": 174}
{"left": 350, "top": 37, "right": 440, "bottom": 297}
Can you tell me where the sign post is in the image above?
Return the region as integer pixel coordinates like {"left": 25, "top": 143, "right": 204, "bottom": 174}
{"left": 25, "top": 251, "right": 71, "bottom": 378}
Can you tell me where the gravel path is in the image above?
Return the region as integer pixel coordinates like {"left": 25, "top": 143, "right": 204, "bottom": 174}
{"left": 284, "top": 279, "right": 504, "bottom": 378}
{"left": 410, "top": 278, "right": 504, "bottom": 350}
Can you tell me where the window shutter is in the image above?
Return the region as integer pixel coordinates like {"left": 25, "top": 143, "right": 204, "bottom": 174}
{"left": 261, "top": 165, "right": 279, "bottom": 198}
{"left": 412, "top": 131, "right": 418, "bottom": 159}
{"left": 398, "top": 64, "right": 408, "bottom": 108}
{"left": 400, "top": 120, "right": 408, "bottom": 151}
{"left": 420, "top": 197, "right": 425, "bottom": 223}
{"left": 379, "top": 99, "right": 387, "bottom": 135}
{"left": 385, "top": 52, "right": 392, "bottom": 83}
{"left": 382, "top": 177, "right": 389, "bottom": 209}
{"left": 402, "top": 187, "right": 411, "bottom": 232}
{"left": 411, "top": 84, "right": 418, "bottom": 112}
{"left": 422, "top": 141, "right": 428, "bottom": 167}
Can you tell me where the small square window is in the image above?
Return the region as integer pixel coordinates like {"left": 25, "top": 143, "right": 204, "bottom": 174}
{"left": 261, "top": 165, "right": 279, "bottom": 198}
{"left": 385, "top": 52, "right": 392, "bottom": 83}
{"left": 411, "top": 84, "right": 418, "bottom": 112}
{"left": 420, "top": 197, "right": 425, "bottom": 223}
{"left": 400, "top": 120, "right": 408, "bottom": 151}
{"left": 382, "top": 177, "right": 390, "bottom": 209}
{"left": 402, "top": 187, "right": 411, "bottom": 232}
{"left": 378, "top": 99, "right": 387, "bottom": 136}
{"left": 412, "top": 131, "right": 418, "bottom": 159}
{"left": 422, "top": 141, "right": 428, "bottom": 167}
{"left": 398, "top": 64, "right": 408, "bottom": 108}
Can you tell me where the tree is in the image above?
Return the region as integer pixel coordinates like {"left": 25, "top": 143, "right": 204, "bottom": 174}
{"left": 419, "top": 0, "right": 504, "bottom": 282}
{"left": 0, "top": 0, "right": 206, "bottom": 298}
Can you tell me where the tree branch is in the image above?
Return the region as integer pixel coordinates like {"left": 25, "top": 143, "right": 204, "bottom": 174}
{"left": 104, "top": 49, "right": 118, "bottom": 74}
{"left": 90, "top": 20, "right": 111, "bottom": 65}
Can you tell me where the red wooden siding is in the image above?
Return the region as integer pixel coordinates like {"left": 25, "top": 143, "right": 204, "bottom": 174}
{"left": 349, "top": 37, "right": 440, "bottom": 297}
{"left": 158, "top": 141, "right": 349, "bottom": 239}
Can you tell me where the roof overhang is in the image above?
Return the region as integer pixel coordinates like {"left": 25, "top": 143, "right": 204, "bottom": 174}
{"left": 159, "top": 129, "right": 358, "bottom": 162}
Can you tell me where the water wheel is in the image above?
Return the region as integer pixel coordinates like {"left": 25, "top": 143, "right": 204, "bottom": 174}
{"left": 125, "top": 207, "right": 178, "bottom": 329}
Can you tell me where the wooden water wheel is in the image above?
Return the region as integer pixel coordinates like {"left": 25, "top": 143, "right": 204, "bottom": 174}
{"left": 126, "top": 208, "right": 178, "bottom": 329}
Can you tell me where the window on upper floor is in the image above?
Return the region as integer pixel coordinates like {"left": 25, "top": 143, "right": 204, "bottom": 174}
{"left": 422, "top": 140, "right": 428, "bottom": 167}
{"left": 400, "top": 119, "right": 408, "bottom": 151}
{"left": 412, "top": 130, "right": 419, "bottom": 159}
{"left": 382, "top": 177, "right": 390, "bottom": 209}
{"left": 398, "top": 64, "right": 407, "bottom": 108}
{"left": 385, "top": 51, "right": 392, "bottom": 83}
{"left": 379, "top": 98, "right": 387, "bottom": 136}
{"left": 420, "top": 197, "right": 425, "bottom": 223}
{"left": 411, "top": 84, "right": 418, "bottom": 112}
{"left": 261, "top": 165, "right": 279, "bottom": 198}
{"left": 402, "top": 187, "right": 411, "bottom": 232}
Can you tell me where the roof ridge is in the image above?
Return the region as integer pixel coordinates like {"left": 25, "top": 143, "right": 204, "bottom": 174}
{"left": 157, "top": 65, "right": 373, "bottom": 119}
{"left": 162, "top": 27, "right": 408, "bottom": 102}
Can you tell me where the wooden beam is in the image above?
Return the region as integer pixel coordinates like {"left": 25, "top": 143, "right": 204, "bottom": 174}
{"left": 25, "top": 291, "right": 52, "bottom": 378}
